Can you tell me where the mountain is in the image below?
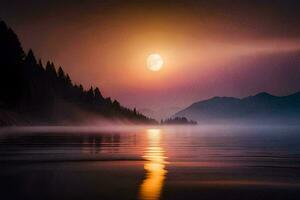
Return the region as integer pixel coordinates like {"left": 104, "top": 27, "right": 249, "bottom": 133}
{"left": 174, "top": 92, "right": 300, "bottom": 124}
{"left": 0, "top": 20, "right": 155, "bottom": 125}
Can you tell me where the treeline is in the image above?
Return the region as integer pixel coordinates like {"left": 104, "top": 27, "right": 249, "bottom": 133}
{"left": 161, "top": 117, "right": 197, "bottom": 125}
{"left": 0, "top": 20, "right": 155, "bottom": 124}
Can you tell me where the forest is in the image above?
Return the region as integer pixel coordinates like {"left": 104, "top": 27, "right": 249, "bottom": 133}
{"left": 161, "top": 117, "right": 197, "bottom": 125}
{"left": 0, "top": 20, "right": 156, "bottom": 125}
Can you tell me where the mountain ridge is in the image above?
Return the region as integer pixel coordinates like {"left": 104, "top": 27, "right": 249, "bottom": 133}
{"left": 174, "top": 91, "right": 300, "bottom": 124}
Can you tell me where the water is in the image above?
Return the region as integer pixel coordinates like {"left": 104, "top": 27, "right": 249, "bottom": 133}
{"left": 0, "top": 125, "right": 300, "bottom": 200}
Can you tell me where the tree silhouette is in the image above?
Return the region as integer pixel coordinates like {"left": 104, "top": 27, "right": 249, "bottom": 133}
{"left": 94, "top": 87, "right": 103, "bottom": 100}
{"left": 57, "top": 67, "right": 65, "bottom": 80}
{"left": 161, "top": 117, "right": 197, "bottom": 125}
{"left": 0, "top": 21, "right": 25, "bottom": 107}
{"left": 86, "top": 87, "right": 94, "bottom": 102}
{"left": 0, "top": 20, "right": 156, "bottom": 125}
{"left": 46, "top": 61, "right": 57, "bottom": 77}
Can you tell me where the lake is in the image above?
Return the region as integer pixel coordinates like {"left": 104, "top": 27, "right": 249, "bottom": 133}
{"left": 0, "top": 125, "right": 300, "bottom": 200}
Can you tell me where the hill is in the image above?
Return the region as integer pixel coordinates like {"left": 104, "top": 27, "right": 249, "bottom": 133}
{"left": 174, "top": 92, "right": 300, "bottom": 124}
{"left": 0, "top": 20, "right": 155, "bottom": 125}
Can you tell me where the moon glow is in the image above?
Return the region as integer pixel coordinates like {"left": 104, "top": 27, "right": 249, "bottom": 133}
{"left": 147, "top": 54, "right": 164, "bottom": 71}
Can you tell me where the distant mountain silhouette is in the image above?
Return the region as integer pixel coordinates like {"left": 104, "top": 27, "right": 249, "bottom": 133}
{"left": 174, "top": 92, "right": 300, "bottom": 124}
{"left": 0, "top": 20, "right": 155, "bottom": 125}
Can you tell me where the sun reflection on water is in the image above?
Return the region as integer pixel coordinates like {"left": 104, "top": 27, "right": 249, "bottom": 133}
{"left": 139, "top": 129, "right": 168, "bottom": 200}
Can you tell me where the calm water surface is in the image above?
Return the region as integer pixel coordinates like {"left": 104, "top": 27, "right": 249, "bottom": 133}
{"left": 0, "top": 125, "right": 300, "bottom": 200}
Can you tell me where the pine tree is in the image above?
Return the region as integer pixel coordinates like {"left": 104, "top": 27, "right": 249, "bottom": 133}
{"left": 94, "top": 87, "right": 103, "bottom": 101}
{"left": 38, "top": 59, "right": 44, "bottom": 72}
{"left": 86, "top": 86, "right": 94, "bottom": 102}
{"left": 46, "top": 61, "right": 57, "bottom": 77}
{"left": 25, "top": 49, "right": 37, "bottom": 66}
{"left": 57, "top": 67, "right": 65, "bottom": 80}
{"left": 0, "top": 20, "right": 25, "bottom": 106}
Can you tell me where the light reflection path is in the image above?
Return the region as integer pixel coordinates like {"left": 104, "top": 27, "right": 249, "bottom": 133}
{"left": 139, "top": 129, "right": 168, "bottom": 200}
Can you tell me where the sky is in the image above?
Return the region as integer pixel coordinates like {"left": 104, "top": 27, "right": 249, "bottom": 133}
{"left": 1, "top": 0, "right": 300, "bottom": 119}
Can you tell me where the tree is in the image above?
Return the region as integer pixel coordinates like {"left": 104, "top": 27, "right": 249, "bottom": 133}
{"left": 105, "top": 97, "right": 112, "bottom": 105}
{"left": 65, "top": 74, "right": 72, "bottom": 86}
{"left": 112, "top": 100, "right": 120, "bottom": 109}
{"left": 24, "top": 49, "right": 37, "bottom": 66}
{"left": 0, "top": 21, "right": 25, "bottom": 66}
{"left": 38, "top": 59, "right": 44, "bottom": 72}
{"left": 57, "top": 67, "right": 66, "bottom": 80}
{"left": 79, "top": 84, "right": 84, "bottom": 92}
{"left": 46, "top": 61, "right": 57, "bottom": 77}
{"left": 0, "top": 20, "right": 25, "bottom": 106}
{"left": 86, "top": 86, "right": 94, "bottom": 102}
{"left": 94, "top": 87, "right": 103, "bottom": 101}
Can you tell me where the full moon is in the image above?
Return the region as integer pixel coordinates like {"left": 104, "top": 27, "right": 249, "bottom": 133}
{"left": 147, "top": 54, "right": 164, "bottom": 71}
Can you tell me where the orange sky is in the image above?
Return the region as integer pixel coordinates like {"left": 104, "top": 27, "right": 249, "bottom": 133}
{"left": 2, "top": 0, "right": 300, "bottom": 119}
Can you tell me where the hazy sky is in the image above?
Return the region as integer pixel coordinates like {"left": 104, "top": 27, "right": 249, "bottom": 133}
{"left": 1, "top": 0, "right": 300, "bottom": 119}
